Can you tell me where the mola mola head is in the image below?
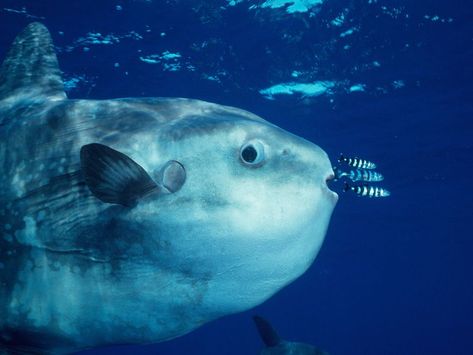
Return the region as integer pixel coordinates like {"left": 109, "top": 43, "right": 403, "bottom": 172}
{"left": 0, "top": 23, "right": 337, "bottom": 352}
{"left": 134, "top": 112, "right": 338, "bottom": 310}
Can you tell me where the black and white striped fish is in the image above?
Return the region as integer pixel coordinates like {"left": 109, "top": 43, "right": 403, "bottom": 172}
{"left": 343, "top": 182, "right": 390, "bottom": 198}
{"left": 334, "top": 167, "right": 384, "bottom": 182}
{"left": 338, "top": 154, "right": 377, "bottom": 169}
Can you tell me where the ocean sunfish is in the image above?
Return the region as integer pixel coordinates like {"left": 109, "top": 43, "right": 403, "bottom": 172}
{"left": 253, "top": 316, "right": 329, "bottom": 355}
{"left": 0, "top": 23, "right": 338, "bottom": 353}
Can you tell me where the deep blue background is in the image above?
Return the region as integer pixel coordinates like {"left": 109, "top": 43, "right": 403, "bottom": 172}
{"left": 1, "top": 0, "right": 472, "bottom": 354}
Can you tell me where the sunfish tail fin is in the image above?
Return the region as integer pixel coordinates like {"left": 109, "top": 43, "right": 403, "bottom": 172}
{"left": 253, "top": 316, "right": 281, "bottom": 347}
{"left": 0, "top": 22, "right": 66, "bottom": 102}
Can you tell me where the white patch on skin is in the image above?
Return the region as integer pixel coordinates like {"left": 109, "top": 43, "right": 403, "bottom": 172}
{"left": 14, "top": 216, "right": 39, "bottom": 246}
{"left": 11, "top": 169, "right": 26, "bottom": 197}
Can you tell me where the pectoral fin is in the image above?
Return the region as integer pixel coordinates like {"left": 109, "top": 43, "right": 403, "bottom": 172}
{"left": 80, "top": 143, "right": 158, "bottom": 207}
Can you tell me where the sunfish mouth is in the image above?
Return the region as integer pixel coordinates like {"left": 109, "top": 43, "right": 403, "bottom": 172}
{"left": 324, "top": 173, "right": 339, "bottom": 203}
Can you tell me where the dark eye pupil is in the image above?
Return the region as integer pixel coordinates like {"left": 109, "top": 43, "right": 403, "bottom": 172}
{"left": 242, "top": 146, "right": 257, "bottom": 163}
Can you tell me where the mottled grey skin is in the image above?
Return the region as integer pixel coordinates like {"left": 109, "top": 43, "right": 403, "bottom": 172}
{"left": 0, "top": 23, "right": 338, "bottom": 353}
{"left": 253, "top": 316, "right": 329, "bottom": 355}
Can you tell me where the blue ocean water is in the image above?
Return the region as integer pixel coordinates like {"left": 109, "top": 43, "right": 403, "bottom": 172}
{"left": 0, "top": 0, "right": 472, "bottom": 354}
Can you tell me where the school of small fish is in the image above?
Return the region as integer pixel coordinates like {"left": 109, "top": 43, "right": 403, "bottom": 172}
{"left": 334, "top": 154, "right": 390, "bottom": 198}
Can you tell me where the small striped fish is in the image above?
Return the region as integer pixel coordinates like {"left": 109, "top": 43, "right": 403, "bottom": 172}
{"left": 338, "top": 154, "right": 377, "bottom": 169}
{"left": 343, "top": 183, "right": 391, "bottom": 198}
{"left": 334, "top": 167, "right": 384, "bottom": 182}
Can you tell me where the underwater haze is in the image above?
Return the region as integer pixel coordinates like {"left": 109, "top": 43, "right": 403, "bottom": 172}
{"left": 0, "top": 0, "right": 472, "bottom": 354}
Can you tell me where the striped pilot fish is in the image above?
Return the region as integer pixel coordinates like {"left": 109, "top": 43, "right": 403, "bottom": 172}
{"left": 334, "top": 167, "right": 384, "bottom": 182}
{"left": 338, "top": 154, "right": 377, "bottom": 169}
{"left": 343, "top": 183, "right": 391, "bottom": 198}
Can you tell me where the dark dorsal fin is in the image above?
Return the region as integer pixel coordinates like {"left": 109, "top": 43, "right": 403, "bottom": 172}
{"left": 253, "top": 316, "right": 282, "bottom": 347}
{"left": 0, "top": 22, "right": 66, "bottom": 102}
{"left": 80, "top": 143, "right": 159, "bottom": 207}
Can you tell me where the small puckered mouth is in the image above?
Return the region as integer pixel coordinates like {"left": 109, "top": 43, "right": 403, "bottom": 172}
{"left": 325, "top": 173, "right": 335, "bottom": 184}
{"left": 325, "top": 173, "right": 336, "bottom": 190}
{"left": 324, "top": 173, "right": 339, "bottom": 202}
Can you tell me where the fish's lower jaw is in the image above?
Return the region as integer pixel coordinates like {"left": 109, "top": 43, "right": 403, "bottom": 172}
{"left": 322, "top": 183, "right": 339, "bottom": 205}
{"left": 328, "top": 189, "right": 339, "bottom": 204}
{"left": 320, "top": 188, "right": 337, "bottom": 206}
{"left": 199, "top": 192, "right": 334, "bottom": 314}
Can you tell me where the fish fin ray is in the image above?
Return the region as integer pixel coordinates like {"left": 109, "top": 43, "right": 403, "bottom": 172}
{"left": 80, "top": 143, "right": 159, "bottom": 206}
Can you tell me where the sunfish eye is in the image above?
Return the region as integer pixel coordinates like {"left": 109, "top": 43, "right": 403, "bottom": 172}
{"left": 240, "top": 141, "right": 265, "bottom": 166}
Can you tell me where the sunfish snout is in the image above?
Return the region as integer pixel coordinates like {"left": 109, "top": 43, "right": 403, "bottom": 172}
{"left": 286, "top": 136, "right": 338, "bottom": 204}
{"left": 315, "top": 149, "right": 339, "bottom": 204}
